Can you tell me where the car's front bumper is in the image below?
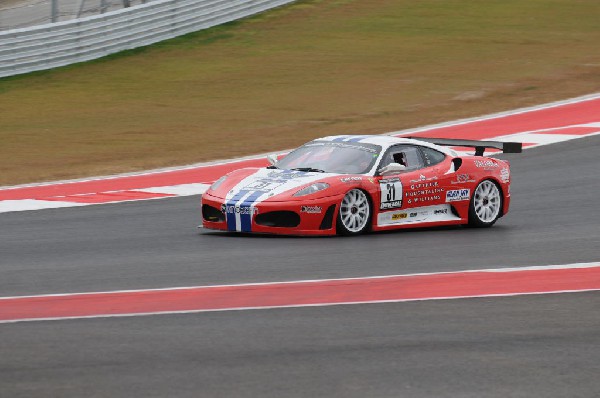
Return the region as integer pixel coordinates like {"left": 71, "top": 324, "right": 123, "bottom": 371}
{"left": 201, "top": 192, "right": 344, "bottom": 236}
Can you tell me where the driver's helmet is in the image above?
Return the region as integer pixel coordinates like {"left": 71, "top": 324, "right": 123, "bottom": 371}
{"left": 393, "top": 152, "right": 407, "bottom": 167}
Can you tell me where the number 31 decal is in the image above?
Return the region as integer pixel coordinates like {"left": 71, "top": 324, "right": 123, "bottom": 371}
{"left": 379, "top": 178, "right": 403, "bottom": 210}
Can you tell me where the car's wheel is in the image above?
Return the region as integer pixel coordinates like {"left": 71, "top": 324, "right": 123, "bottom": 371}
{"left": 468, "top": 179, "right": 502, "bottom": 227}
{"left": 336, "top": 189, "right": 371, "bottom": 236}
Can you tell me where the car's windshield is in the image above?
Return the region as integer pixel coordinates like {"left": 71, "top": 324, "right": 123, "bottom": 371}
{"left": 275, "top": 141, "right": 381, "bottom": 174}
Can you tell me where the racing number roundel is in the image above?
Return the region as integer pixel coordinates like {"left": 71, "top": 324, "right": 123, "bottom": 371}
{"left": 379, "top": 178, "right": 403, "bottom": 210}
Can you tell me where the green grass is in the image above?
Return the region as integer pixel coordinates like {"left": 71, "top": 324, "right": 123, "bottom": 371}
{"left": 1, "top": 0, "right": 599, "bottom": 185}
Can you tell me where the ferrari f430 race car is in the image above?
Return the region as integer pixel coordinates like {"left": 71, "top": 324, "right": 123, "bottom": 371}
{"left": 201, "top": 135, "right": 521, "bottom": 236}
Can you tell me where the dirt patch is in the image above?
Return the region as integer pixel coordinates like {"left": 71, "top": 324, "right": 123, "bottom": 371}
{"left": 1, "top": 0, "right": 599, "bottom": 185}
{"left": 0, "top": 0, "right": 32, "bottom": 10}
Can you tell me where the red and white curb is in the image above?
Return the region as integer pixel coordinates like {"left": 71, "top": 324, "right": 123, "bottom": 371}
{"left": 1, "top": 93, "right": 599, "bottom": 214}
{"left": 1, "top": 262, "right": 598, "bottom": 324}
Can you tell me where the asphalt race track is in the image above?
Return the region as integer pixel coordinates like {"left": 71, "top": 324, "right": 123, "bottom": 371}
{"left": 1, "top": 135, "right": 599, "bottom": 397}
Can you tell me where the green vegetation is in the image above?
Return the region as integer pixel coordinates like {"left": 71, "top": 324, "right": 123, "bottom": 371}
{"left": 1, "top": 0, "right": 599, "bottom": 185}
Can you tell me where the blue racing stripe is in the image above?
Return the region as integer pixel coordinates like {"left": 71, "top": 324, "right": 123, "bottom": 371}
{"left": 346, "top": 135, "right": 370, "bottom": 142}
{"left": 239, "top": 190, "right": 263, "bottom": 232}
{"left": 331, "top": 136, "right": 349, "bottom": 142}
{"left": 225, "top": 189, "right": 249, "bottom": 231}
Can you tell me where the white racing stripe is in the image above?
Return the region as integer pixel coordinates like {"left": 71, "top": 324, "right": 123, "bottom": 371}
{"left": 0, "top": 200, "right": 88, "bottom": 212}
{"left": 223, "top": 168, "right": 336, "bottom": 232}
{"left": 137, "top": 183, "right": 210, "bottom": 196}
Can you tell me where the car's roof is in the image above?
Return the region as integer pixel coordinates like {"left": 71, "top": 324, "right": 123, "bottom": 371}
{"left": 318, "top": 135, "right": 458, "bottom": 156}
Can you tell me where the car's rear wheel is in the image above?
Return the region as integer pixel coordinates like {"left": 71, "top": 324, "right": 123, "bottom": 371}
{"left": 337, "top": 189, "right": 371, "bottom": 236}
{"left": 468, "top": 179, "right": 502, "bottom": 227}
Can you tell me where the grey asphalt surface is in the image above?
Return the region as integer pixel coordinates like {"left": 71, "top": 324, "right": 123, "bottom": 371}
{"left": 0, "top": 135, "right": 599, "bottom": 397}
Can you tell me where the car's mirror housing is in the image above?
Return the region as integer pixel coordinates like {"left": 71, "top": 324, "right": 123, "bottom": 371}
{"left": 378, "top": 163, "right": 407, "bottom": 175}
{"left": 266, "top": 154, "right": 278, "bottom": 166}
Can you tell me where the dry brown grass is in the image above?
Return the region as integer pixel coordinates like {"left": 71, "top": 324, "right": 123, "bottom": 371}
{"left": 1, "top": 0, "right": 599, "bottom": 185}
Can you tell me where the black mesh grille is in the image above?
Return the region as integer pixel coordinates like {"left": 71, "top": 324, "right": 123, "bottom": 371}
{"left": 202, "top": 204, "right": 225, "bottom": 222}
{"left": 255, "top": 211, "right": 300, "bottom": 228}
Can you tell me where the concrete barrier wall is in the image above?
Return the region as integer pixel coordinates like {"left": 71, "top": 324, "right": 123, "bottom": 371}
{"left": 0, "top": 0, "right": 296, "bottom": 78}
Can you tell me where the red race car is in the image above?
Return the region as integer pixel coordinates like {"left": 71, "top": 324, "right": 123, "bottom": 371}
{"left": 201, "top": 135, "right": 521, "bottom": 236}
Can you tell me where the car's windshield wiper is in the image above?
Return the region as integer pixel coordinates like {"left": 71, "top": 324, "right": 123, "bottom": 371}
{"left": 290, "top": 167, "right": 326, "bottom": 173}
{"left": 266, "top": 165, "right": 279, "bottom": 169}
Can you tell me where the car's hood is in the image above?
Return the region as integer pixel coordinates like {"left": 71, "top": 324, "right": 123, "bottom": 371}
{"left": 219, "top": 168, "right": 340, "bottom": 203}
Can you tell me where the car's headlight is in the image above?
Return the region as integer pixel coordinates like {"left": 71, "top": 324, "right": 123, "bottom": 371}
{"left": 210, "top": 176, "right": 227, "bottom": 191}
{"left": 293, "top": 182, "right": 330, "bottom": 197}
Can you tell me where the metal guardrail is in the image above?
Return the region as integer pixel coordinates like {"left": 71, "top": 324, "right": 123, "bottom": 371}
{"left": 0, "top": 0, "right": 155, "bottom": 31}
{"left": 0, "top": 0, "right": 296, "bottom": 78}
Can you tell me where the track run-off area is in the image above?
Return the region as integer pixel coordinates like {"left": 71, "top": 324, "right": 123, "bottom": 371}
{"left": 1, "top": 95, "right": 599, "bottom": 397}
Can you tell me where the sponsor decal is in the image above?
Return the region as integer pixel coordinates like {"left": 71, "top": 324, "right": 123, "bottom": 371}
{"left": 500, "top": 167, "right": 510, "bottom": 183}
{"left": 301, "top": 205, "right": 322, "bottom": 214}
{"left": 221, "top": 204, "right": 259, "bottom": 215}
{"left": 378, "top": 204, "right": 457, "bottom": 226}
{"left": 410, "top": 175, "right": 438, "bottom": 183}
{"left": 413, "top": 196, "right": 441, "bottom": 203}
{"left": 341, "top": 176, "right": 363, "bottom": 183}
{"left": 405, "top": 188, "right": 444, "bottom": 197}
{"left": 381, "top": 201, "right": 402, "bottom": 210}
{"left": 243, "top": 180, "right": 282, "bottom": 192}
{"left": 451, "top": 174, "right": 475, "bottom": 184}
{"left": 405, "top": 181, "right": 444, "bottom": 205}
{"left": 410, "top": 181, "right": 439, "bottom": 189}
{"left": 446, "top": 189, "right": 470, "bottom": 202}
{"left": 474, "top": 159, "right": 498, "bottom": 169}
{"left": 379, "top": 177, "right": 403, "bottom": 210}
{"left": 242, "top": 169, "right": 316, "bottom": 193}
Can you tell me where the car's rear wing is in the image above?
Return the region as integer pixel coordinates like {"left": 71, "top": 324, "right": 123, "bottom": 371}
{"left": 407, "top": 137, "right": 522, "bottom": 156}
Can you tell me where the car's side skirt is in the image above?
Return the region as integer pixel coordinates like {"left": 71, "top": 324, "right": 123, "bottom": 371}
{"left": 376, "top": 204, "right": 462, "bottom": 228}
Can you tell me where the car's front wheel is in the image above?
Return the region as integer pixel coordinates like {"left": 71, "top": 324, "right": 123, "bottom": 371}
{"left": 468, "top": 179, "right": 502, "bottom": 227}
{"left": 336, "top": 189, "right": 371, "bottom": 236}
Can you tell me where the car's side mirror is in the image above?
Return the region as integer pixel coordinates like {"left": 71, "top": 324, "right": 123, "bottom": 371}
{"left": 266, "top": 154, "right": 278, "bottom": 166}
{"left": 378, "top": 163, "right": 406, "bottom": 175}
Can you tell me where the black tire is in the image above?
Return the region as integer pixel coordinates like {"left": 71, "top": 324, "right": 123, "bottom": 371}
{"left": 336, "top": 189, "right": 372, "bottom": 236}
{"left": 468, "top": 179, "right": 502, "bottom": 227}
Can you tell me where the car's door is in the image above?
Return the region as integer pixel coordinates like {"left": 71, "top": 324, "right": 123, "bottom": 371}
{"left": 373, "top": 144, "right": 454, "bottom": 226}
{"left": 401, "top": 145, "right": 453, "bottom": 208}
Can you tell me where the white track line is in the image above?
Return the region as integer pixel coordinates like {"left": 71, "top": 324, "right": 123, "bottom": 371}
{"left": 2, "top": 261, "right": 598, "bottom": 301}
{"left": 1, "top": 262, "right": 598, "bottom": 324}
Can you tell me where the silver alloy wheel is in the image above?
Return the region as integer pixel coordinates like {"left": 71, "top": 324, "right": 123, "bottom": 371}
{"left": 339, "top": 189, "right": 370, "bottom": 233}
{"left": 473, "top": 180, "right": 501, "bottom": 223}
